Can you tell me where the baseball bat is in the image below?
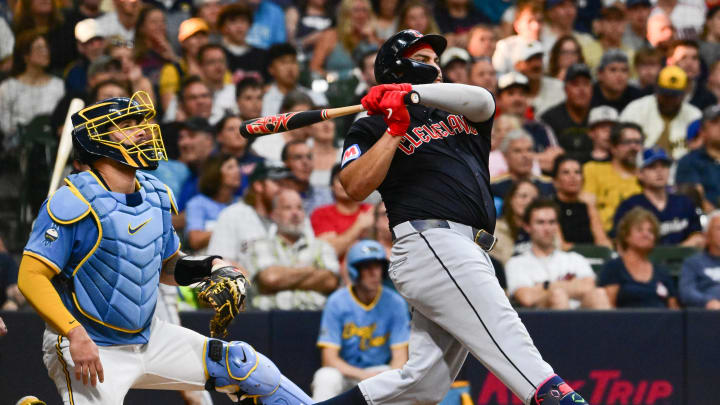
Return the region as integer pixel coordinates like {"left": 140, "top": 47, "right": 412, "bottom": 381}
{"left": 240, "top": 91, "right": 421, "bottom": 139}
{"left": 48, "top": 98, "right": 85, "bottom": 197}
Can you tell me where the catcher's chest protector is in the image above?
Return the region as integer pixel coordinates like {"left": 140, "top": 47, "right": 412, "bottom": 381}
{"left": 56, "top": 171, "right": 173, "bottom": 341}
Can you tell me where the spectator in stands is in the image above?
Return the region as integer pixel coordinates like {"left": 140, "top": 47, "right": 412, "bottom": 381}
{"left": 468, "top": 57, "right": 497, "bottom": 94}
{"left": 623, "top": 0, "right": 651, "bottom": 50}
{"left": 133, "top": 5, "right": 178, "bottom": 85}
{"left": 176, "top": 117, "right": 216, "bottom": 212}
{"left": 488, "top": 114, "right": 521, "bottom": 178}
{"left": 614, "top": 147, "right": 704, "bottom": 247}
{"left": 591, "top": 50, "right": 643, "bottom": 113}
{"left": 236, "top": 77, "right": 264, "bottom": 121}
{"left": 676, "top": 105, "right": 720, "bottom": 211}
{"left": 699, "top": 6, "right": 720, "bottom": 69}
{"left": 0, "top": 19, "right": 12, "bottom": 76}
{"left": 599, "top": 207, "right": 680, "bottom": 308}
{"left": 95, "top": 0, "right": 140, "bottom": 42}
{"left": 397, "top": 0, "right": 441, "bottom": 34}
{"left": 158, "top": 18, "right": 209, "bottom": 111}
{"left": 90, "top": 78, "right": 130, "bottom": 102}
{"left": 310, "top": 119, "right": 340, "bottom": 187}
{"left": 646, "top": 11, "right": 674, "bottom": 50}
{"left": 583, "top": 122, "right": 643, "bottom": 232}
{"left": 0, "top": 31, "right": 64, "bottom": 152}
{"left": 620, "top": 65, "right": 701, "bottom": 160}
{"left": 492, "top": 179, "right": 539, "bottom": 264}
{"left": 433, "top": 0, "right": 490, "bottom": 48}
{"left": 312, "top": 240, "right": 409, "bottom": 401}
{"left": 106, "top": 40, "right": 156, "bottom": 105}
{"left": 496, "top": 71, "right": 562, "bottom": 174}
{"left": 0, "top": 316, "right": 5, "bottom": 336}
{"left": 633, "top": 47, "right": 664, "bottom": 96}
{"left": 587, "top": 6, "right": 635, "bottom": 67}
{"left": 198, "top": 43, "right": 239, "bottom": 123}
{"left": 513, "top": 41, "right": 565, "bottom": 116}
{"left": 65, "top": 18, "right": 106, "bottom": 95}
{"left": 283, "top": 140, "right": 334, "bottom": 215}
{"left": 666, "top": 40, "right": 717, "bottom": 110}
{"left": 247, "top": 188, "right": 340, "bottom": 310}
{"left": 552, "top": 155, "right": 611, "bottom": 248}
{"left": 310, "top": 0, "right": 382, "bottom": 76}
{"left": 373, "top": 202, "right": 392, "bottom": 257}
{"left": 541, "top": 0, "right": 598, "bottom": 68}
{"left": 245, "top": 0, "right": 287, "bottom": 49}
{"left": 287, "top": 0, "right": 335, "bottom": 54}
{"left": 547, "top": 35, "right": 584, "bottom": 81}
{"left": 653, "top": 0, "right": 704, "bottom": 40}
{"left": 466, "top": 24, "right": 496, "bottom": 58}
{"left": 173, "top": 76, "right": 213, "bottom": 123}
{"left": 491, "top": 129, "right": 554, "bottom": 201}
{"left": 207, "top": 161, "right": 291, "bottom": 266}
{"left": 215, "top": 114, "right": 265, "bottom": 194}
{"left": 262, "top": 43, "right": 327, "bottom": 117}
{"left": 0, "top": 238, "right": 23, "bottom": 311}
{"left": 540, "top": 63, "right": 593, "bottom": 159}
{"left": 351, "top": 44, "right": 378, "bottom": 106}
{"left": 680, "top": 211, "right": 720, "bottom": 309}
{"left": 311, "top": 164, "right": 373, "bottom": 267}
{"left": 12, "top": 0, "right": 78, "bottom": 72}
{"left": 492, "top": 0, "right": 543, "bottom": 75}
{"left": 586, "top": 105, "right": 618, "bottom": 163}
{"left": 370, "top": 0, "right": 400, "bottom": 41}
{"left": 217, "top": 3, "right": 268, "bottom": 83}
{"left": 194, "top": 0, "right": 222, "bottom": 40}
{"left": 440, "top": 47, "right": 470, "bottom": 84}
{"left": 254, "top": 90, "right": 315, "bottom": 161}
{"left": 185, "top": 154, "right": 241, "bottom": 253}
{"left": 506, "top": 199, "right": 609, "bottom": 309}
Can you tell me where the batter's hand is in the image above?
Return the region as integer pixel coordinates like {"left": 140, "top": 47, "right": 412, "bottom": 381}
{"left": 68, "top": 326, "right": 105, "bottom": 386}
{"left": 376, "top": 91, "right": 411, "bottom": 136}
{"left": 361, "top": 83, "right": 412, "bottom": 114}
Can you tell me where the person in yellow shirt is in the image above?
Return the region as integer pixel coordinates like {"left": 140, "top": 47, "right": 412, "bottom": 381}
{"left": 582, "top": 122, "right": 643, "bottom": 231}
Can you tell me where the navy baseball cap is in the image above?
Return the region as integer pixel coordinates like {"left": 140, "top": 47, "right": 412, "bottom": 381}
{"left": 598, "top": 49, "right": 629, "bottom": 71}
{"left": 564, "top": 63, "right": 592, "bottom": 83}
{"left": 249, "top": 160, "right": 293, "bottom": 183}
{"left": 641, "top": 147, "right": 672, "bottom": 168}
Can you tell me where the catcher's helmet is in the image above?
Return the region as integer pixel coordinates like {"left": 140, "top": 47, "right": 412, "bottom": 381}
{"left": 346, "top": 240, "right": 389, "bottom": 283}
{"left": 71, "top": 91, "right": 167, "bottom": 170}
{"left": 375, "top": 29, "right": 447, "bottom": 85}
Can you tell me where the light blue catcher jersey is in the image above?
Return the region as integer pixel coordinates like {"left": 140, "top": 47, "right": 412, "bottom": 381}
{"left": 317, "top": 286, "right": 410, "bottom": 368}
{"left": 24, "top": 171, "right": 181, "bottom": 345}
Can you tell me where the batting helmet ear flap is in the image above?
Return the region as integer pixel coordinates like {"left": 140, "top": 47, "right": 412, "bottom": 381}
{"left": 375, "top": 30, "right": 447, "bottom": 84}
{"left": 389, "top": 58, "right": 441, "bottom": 85}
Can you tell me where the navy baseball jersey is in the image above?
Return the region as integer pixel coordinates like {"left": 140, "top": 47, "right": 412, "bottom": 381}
{"left": 341, "top": 105, "right": 496, "bottom": 232}
{"left": 611, "top": 193, "right": 702, "bottom": 244}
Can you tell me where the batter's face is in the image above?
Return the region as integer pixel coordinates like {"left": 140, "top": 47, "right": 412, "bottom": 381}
{"left": 407, "top": 47, "right": 443, "bottom": 83}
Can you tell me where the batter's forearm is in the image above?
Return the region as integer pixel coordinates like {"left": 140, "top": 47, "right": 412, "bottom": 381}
{"left": 412, "top": 83, "right": 495, "bottom": 123}
{"left": 340, "top": 133, "right": 403, "bottom": 200}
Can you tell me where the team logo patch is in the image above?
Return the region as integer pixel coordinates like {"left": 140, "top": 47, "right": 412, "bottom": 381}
{"left": 44, "top": 226, "right": 59, "bottom": 245}
{"left": 341, "top": 144, "right": 361, "bottom": 167}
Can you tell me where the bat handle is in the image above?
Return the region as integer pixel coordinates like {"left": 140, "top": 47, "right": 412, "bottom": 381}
{"left": 404, "top": 91, "right": 421, "bottom": 105}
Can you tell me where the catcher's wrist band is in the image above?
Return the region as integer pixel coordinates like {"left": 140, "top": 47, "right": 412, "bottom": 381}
{"left": 174, "top": 255, "right": 222, "bottom": 286}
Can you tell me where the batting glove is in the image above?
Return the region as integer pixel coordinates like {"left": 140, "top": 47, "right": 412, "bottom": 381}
{"left": 361, "top": 83, "right": 413, "bottom": 114}
{"left": 376, "top": 90, "right": 411, "bottom": 136}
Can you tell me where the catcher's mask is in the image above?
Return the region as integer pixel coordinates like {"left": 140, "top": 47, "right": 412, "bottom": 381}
{"left": 71, "top": 91, "right": 167, "bottom": 170}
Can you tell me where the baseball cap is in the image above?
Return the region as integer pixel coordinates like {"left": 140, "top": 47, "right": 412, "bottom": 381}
{"left": 497, "top": 71, "right": 530, "bottom": 93}
{"left": 588, "top": 105, "right": 619, "bottom": 127}
{"left": 178, "top": 18, "right": 209, "bottom": 43}
{"left": 626, "top": 0, "right": 651, "bottom": 8}
{"left": 564, "top": 63, "right": 592, "bottom": 83}
{"left": 518, "top": 41, "right": 544, "bottom": 62}
{"left": 598, "top": 49, "right": 629, "bottom": 71}
{"left": 440, "top": 47, "right": 471, "bottom": 69}
{"left": 75, "top": 18, "right": 103, "bottom": 43}
{"left": 249, "top": 160, "right": 293, "bottom": 183}
{"left": 657, "top": 65, "right": 688, "bottom": 95}
{"left": 640, "top": 147, "right": 671, "bottom": 168}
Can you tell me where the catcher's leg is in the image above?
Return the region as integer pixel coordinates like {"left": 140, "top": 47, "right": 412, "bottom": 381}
{"left": 204, "top": 339, "right": 313, "bottom": 405}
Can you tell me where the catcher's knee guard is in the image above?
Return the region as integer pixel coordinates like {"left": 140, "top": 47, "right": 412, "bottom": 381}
{"left": 532, "top": 375, "right": 588, "bottom": 405}
{"left": 204, "top": 339, "right": 312, "bottom": 405}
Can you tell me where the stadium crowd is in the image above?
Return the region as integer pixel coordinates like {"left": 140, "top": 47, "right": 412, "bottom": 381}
{"left": 3, "top": 0, "right": 720, "bottom": 400}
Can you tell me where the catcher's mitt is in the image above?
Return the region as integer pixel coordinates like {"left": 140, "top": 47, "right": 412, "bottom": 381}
{"left": 197, "top": 266, "right": 248, "bottom": 338}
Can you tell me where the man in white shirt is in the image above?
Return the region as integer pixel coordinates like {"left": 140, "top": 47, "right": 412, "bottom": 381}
{"left": 95, "top": 0, "right": 139, "bottom": 42}
{"left": 505, "top": 199, "right": 610, "bottom": 309}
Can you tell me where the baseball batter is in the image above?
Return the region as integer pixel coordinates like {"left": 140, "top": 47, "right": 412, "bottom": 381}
{"left": 316, "top": 30, "right": 590, "bottom": 405}
{"left": 17, "top": 91, "right": 312, "bottom": 405}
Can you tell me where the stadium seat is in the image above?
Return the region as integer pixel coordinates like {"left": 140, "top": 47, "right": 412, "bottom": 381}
{"left": 569, "top": 244, "right": 617, "bottom": 274}
{"left": 649, "top": 246, "right": 700, "bottom": 277}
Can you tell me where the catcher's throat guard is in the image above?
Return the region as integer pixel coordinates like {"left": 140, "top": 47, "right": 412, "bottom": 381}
{"left": 205, "top": 339, "right": 313, "bottom": 405}
{"left": 71, "top": 91, "right": 167, "bottom": 170}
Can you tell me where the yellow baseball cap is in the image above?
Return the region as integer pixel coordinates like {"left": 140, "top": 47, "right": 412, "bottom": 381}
{"left": 657, "top": 65, "right": 687, "bottom": 95}
{"left": 178, "top": 18, "right": 209, "bottom": 43}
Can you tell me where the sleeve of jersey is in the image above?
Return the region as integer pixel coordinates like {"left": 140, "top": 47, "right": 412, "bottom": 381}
{"left": 18, "top": 255, "right": 79, "bottom": 335}
{"left": 389, "top": 298, "right": 410, "bottom": 347}
{"left": 340, "top": 118, "right": 384, "bottom": 169}
{"left": 23, "top": 201, "right": 77, "bottom": 275}
{"left": 316, "top": 296, "right": 342, "bottom": 348}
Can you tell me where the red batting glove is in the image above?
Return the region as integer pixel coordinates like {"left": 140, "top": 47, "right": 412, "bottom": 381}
{"left": 361, "top": 83, "right": 413, "bottom": 114}
{"left": 377, "top": 91, "right": 410, "bottom": 136}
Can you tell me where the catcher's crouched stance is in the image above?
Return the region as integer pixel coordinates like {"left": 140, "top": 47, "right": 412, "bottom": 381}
{"left": 17, "top": 92, "right": 312, "bottom": 405}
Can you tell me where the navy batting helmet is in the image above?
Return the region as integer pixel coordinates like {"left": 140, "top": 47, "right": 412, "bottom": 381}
{"left": 374, "top": 29, "right": 447, "bottom": 85}
{"left": 346, "top": 240, "right": 389, "bottom": 283}
{"left": 71, "top": 91, "right": 167, "bottom": 170}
